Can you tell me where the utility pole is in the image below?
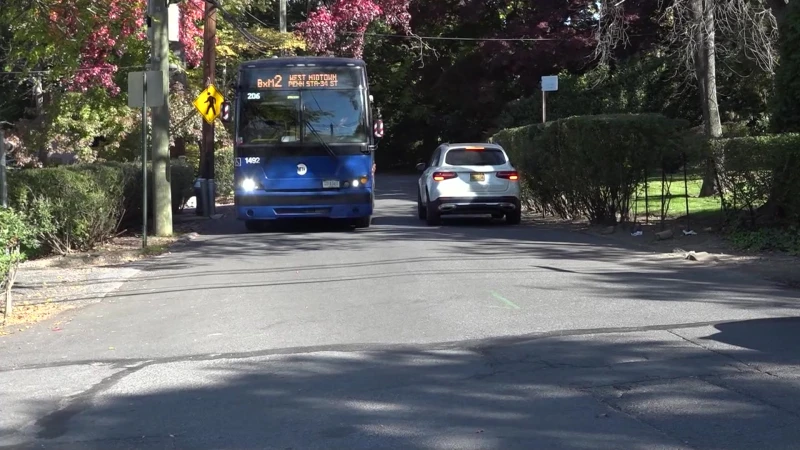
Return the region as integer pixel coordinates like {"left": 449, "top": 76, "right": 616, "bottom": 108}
{"left": 280, "top": 0, "right": 287, "bottom": 55}
{"left": 280, "top": 0, "right": 287, "bottom": 33}
{"left": 148, "top": 0, "right": 173, "bottom": 236}
{"left": 199, "top": 0, "right": 217, "bottom": 217}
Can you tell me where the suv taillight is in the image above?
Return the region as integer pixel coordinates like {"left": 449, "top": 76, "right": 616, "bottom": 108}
{"left": 496, "top": 171, "right": 519, "bottom": 181}
{"left": 432, "top": 171, "right": 457, "bottom": 181}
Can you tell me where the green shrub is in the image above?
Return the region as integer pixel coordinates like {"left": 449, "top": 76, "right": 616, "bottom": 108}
{"left": 7, "top": 160, "right": 196, "bottom": 255}
{"left": 215, "top": 147, "right": 234, "bottom": 197}
{"left": 1, "top": 207, "right": 35, "bottom": 321}
{"left": 80, "top": 160, "right": 195, "bottom": 222}
{"left": 492, "top": 113, "right": 694, "bottom": 224}
{"left": 709, "top": 133, "right": 800, "bottom": 226}
{"left": 728, "top": 227, "right": 800, "bottom": 255}
{"left": 8, "top": 167, "right": 123, "bottom": 254}
{"left": 168, "top": 159, "right": 196, "bottom": 212}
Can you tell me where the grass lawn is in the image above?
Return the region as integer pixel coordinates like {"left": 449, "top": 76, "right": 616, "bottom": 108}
{"left": 631, "top": 172, "right": 723, "bottom": 221}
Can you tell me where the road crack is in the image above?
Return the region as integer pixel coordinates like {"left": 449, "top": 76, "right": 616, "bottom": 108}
{"left": 33, "top": 360, "right": 155, "bottom": 440}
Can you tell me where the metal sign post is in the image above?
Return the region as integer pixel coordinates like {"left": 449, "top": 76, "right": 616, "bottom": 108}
{"left": 141, "top": 74, "right": 149, "bottom": 248}
{"left": 541, "top": 75, "right": 559, "bottom": 123}
{"left": 128, "top": 71, "right": 164, "bottom": 248}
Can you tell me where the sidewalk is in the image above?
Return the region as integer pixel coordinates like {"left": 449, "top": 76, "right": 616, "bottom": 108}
{"left": 2, "top": 207, "right": 227, "bottom": 332}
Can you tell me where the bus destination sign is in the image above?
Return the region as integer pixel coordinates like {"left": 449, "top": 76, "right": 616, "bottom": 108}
{"left": 257, "top": 73, "right": 340, "bottom": 89}
{"left": 243, "top": 67, "right": 362, "bottom": 90}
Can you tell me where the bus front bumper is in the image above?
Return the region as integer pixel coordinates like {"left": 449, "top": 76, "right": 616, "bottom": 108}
{"left": 234, "top": 191, "right": 374, "bottom": 220}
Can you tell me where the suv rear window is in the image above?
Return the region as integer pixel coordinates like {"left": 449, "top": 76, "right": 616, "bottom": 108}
{"left": 444, "top": 148, "right": 506, "bottom": 166}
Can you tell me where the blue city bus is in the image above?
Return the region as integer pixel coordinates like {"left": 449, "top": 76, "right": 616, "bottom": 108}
{"left": 222, "top": 56, "right": 383, "bottom": 231}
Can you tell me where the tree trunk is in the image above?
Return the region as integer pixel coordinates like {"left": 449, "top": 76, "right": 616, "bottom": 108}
{"left": 33, "top": 76, "right": 51, "bottom": 166}
{"left": 3, "top": 263, "right": 16, "bottom": 325}
{"left": 3, "top": 288, "right": 10, "bottom": 325}
{"left": 694, "top": 0, "right": 724, "bottom": 198}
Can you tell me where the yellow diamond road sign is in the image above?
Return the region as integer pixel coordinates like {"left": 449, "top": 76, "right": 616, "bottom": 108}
{"left": 193, "top": 84, "right": 225, "bottom": 125}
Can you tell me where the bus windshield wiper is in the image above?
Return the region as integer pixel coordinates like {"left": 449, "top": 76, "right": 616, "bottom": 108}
{"left": 304, "top": 119, "right": 338, "bottom": 159}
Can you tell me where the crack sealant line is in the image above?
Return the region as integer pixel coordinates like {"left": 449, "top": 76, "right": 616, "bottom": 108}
{"left": 666, "top": 329, "right": 780, "bottom": 378}
{"left": 33, "top": 360, "right": 159, "bottom": 440}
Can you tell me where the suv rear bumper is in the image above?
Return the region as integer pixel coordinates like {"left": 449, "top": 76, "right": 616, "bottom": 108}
{"left": 431, "top": 196, "right": 520, "bottom": 215}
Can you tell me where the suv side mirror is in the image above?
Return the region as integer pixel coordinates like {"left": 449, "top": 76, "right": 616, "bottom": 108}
{"left": 415, "top": 162, "right": 426, "bottom": 171}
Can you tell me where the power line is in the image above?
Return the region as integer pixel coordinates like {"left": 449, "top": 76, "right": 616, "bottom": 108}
{"left": 0, "top": 66, "right": 145, "bottom": 76}
{"left": 345, "top": 32, "right": 563, "bottom": 42}
{"left": 343, "top": 30, "right": 657, "bottom": 42}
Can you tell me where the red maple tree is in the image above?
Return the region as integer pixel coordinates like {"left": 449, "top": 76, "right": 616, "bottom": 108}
{"left": 48, "top": 0, "right": 205, "bottom": 95}
{"left": 296, "top": 0, "right": 411, "bottom": 58}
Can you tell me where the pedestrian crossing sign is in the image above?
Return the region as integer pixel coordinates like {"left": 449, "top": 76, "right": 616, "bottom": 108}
{"left": 193, "top": 84, "right": 225, "bottom": 125}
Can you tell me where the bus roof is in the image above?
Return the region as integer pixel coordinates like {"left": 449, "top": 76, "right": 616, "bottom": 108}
{"left": 239, "top": 56, "right": 366, "bottom": 68}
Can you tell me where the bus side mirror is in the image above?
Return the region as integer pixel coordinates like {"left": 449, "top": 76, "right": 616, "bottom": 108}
{"left": 373, "top": 119, "right": 384, "bottom": 139}
{"left": 220, "top": 101, "right": 232, "bottom": 123}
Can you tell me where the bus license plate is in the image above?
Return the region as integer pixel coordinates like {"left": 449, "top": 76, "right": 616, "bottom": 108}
{"left": 323, "top": 179, "right": 340, "bottom": 188}
{"left": 470, "top": 173, "right": 485, "bottom": 182}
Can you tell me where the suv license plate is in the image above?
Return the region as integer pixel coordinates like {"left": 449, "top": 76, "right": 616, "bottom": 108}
{"left": 323, "top": 179, "right": 340, "bottom": 188}
{"left": 470, "top": 173, "right": 485, "bottom": 182}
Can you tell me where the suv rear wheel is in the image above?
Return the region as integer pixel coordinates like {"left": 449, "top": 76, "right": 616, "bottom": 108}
{"left": 426, "top": 197, "right": 441, "bottom": 226}
{"left": 505, "top": 208, "right": 521, "bottom": 225}
{"left": 417, "top": 191, "right": 427, "bottom": 220}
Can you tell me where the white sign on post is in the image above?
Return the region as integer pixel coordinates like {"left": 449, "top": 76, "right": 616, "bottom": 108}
{"left": 168, "top": 4, "right": 181, "bottom": 42}
{"left": 541, "top": 75, "right": 559, "bottom": 92}
{"left": 128, "top": 71, "right": 165, "bottom": 108}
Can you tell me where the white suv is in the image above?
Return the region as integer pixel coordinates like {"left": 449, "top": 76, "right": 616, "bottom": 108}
{"left": 416, "top": 143, "right": 522, "bottom": 226}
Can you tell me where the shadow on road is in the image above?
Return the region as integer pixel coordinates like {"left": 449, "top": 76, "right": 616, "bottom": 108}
{"left": 7, "top": 316, "right": 800, "bottom": 449}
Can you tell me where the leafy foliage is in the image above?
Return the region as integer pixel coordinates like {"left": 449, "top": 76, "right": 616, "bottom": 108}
{"left": 0, "top": 0, "right": 207, "bottom": 95}
{"left": 710, "top": 133, "right": 800, "bottom": 226}
{"left": 1, "top": 207, "right": 35, "bottom": 321}
{"left": 215, "top": 147, "right": 235, "bottom": 197}
{"left": 771, "top": 0, "right": 800, "bottom": 133}
{"left": 727, "top": 227, "right": 800, "bottom": 255}
{"left": 7, "top": 161, "right": 195, "bottom": 255}
{"left": 492, "top": 114, "right": 694, "bottom": 224}
{"left": 8, "top": 167, "right": 125, "bottom": 254}
{"left": 297, "top": 0, "right": 411, "bottom": 58}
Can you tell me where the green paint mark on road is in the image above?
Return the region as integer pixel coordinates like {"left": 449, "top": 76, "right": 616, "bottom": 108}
{"left": 491, "top": 291, "right": 520, "bottom": 310}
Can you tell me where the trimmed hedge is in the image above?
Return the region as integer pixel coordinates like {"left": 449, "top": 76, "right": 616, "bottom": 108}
{"left": 8, "top": 160, "right": 194, "bottom": 254}
{"left": 710, "top": 133, "right": 800, "bottom": 226}
{"left": 215, "top": 147, "right": 234, "bottom": 197}
{"left": 492, "top": 113, "right": 695, "bottom": 224}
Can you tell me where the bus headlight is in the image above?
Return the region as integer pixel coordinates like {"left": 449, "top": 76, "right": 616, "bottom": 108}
{"left": 352, "top": 179, "right": 360, "bottom": 187}
{"left": 241, "top": 178, "right": 257, "bottom": 192}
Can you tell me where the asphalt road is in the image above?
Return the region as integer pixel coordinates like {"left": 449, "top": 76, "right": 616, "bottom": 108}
{"left": 2, "top": 175, "right": 800, "bottom": 449}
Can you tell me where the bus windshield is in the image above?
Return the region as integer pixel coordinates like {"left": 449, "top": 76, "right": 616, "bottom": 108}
{"left": 239, "top": 91, "right": 301, "bottom": 145}
{"left": 303, "top": 90, "right": 368, "bottom": 144}
{"left": 238, "top": 89, "right": 367, "bottom": 146}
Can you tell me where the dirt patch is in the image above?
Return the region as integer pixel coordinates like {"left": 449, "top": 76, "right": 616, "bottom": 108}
{"left": 0, "top": 301, "right": 76, "bottom": 336}
{"left": 525, "top": 212, "right": 800, "bottom": 289}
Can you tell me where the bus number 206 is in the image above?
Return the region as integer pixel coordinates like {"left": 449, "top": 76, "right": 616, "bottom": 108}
{"left": 244, "top": 157, "right": 261, "bottom": 164}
